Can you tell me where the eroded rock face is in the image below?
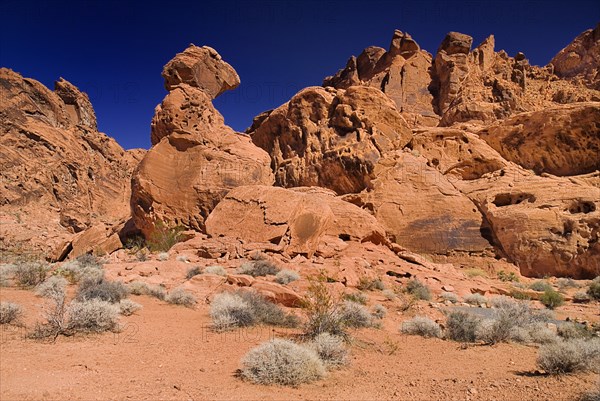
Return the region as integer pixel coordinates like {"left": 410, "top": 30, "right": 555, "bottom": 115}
{"left": 249, "top": 85, "right": 412, "bottom": 195}
{"left": 478, "top": 103, "right": 600, "bottom": 176}
{"left": 205, "top": 185, "right": 387, "bottom": 257}
{"left": 550, "top": 23, "right": 600, "bottom": 90}
{"left": 0, "top": 68, "right": 143, "bottom": 258}
{"left": 131, "top": 45, "right": 274, "bottom": 238}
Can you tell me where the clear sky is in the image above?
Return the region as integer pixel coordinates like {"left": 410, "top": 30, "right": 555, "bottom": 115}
{"left": 1, "top": 0, "right": 598, "bottom": 150}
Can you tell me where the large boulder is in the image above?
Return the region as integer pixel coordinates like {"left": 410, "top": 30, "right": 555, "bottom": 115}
{"left": 131, "top": 45, "right": 274, "bottom": 238}
{"left": 205, "top": 185, "right": 388, "bottom": 257}
{"left": 478, "top": 103, "right": 600, "bottom": 176}
{"left": 0, "top": 68, "right": 143, "bottom": 258}
{"left": 249, "top": 85, "right": 412, "bottom": 195}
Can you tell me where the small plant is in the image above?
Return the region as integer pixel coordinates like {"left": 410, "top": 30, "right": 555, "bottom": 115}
{"left": 186, "top": 266, "right": 202, "bottom": 279}
{"left": 556, "top": 278, "right": 579, "bottom": 289}
{"left": 382, "top": 289, "right": 396, "bottom": 301}
{"left": 240, "top": 339, "right": 326, "bottom": 386}
{"left": 578, "top": 387, "right": 600, "bottom": 401}
{"left": 573, "top": 291, "right": 592, "bottom": 303}
{"left": 464, "top": 293, "right": 488, "bottom": 306}
{"left": 166, "top": 288, "right": 196, "bottom": 308}
{"left": 57, "top": 259, "right": 104, "bottom": 283}
{"left": 176, "top": 255, "right": 189, "bottom": 263}
{"left": 588, "top": 277, "right": 600, "bottom": 300}
{"left": 509, "top": 289, "right": 531, "bottom": 300}
{"left": 343, "top": 291, "right": 367, "bottom": 305}
{"left": 557, "top": 322, "right": 592, "bottom": 340}
{"left": 463, "top": 268, "right": 487, "bottom": 278}
{"left": 405, "top": 278, "right": 431, "bottom": 301}
{"left": 309, "top": 333, "right": 348, "bottom": 368}
{"left": 157, "top": 252, "right": 169, "bottom": 261}
{"left": 13, "top": 261, "right": 48, "bottom": 287}
{"left": 371, "top": 304, "right": 387, "bottom": 319}
{"left": 357, "top": 277, "right": 385, "bottom": 291}
{"left": 440, "top": 292, "right": 459, "bottom": 303}
{"left": 339, "top": 301, "right": 372, "bottom": 328}
{"left": 67, "top": 300, "right": 120, "bottom": 333}
{"left": 522, "top": 322, "right": 558, "bottom": 345}
{"left": 303, "top": 278, "right": 347, "bottom": 338}
{"left": 35, "top": 276, "right": 68, "bottom": 298}
{"left": 497, "top": 270, "right": 519, "bottom": 282}
{"left": 147, "top": 221, "right": 184, "bottom": 252}
{"left": 537, "top": 338, "right": 600, "bottom": 374}
{"left": 0, "top": 264, "right": 14, "bottom": 287}
{"left": 401, "top": 316, "right": 442, "bottom": 338}
{"left": 76, "top": 277, "right": 128, "bottom": 304}
{"left": 75, "top": 253, "right": 102, "bottom": 268}
{"left": 530, "top": 280, "right": 553, "bottom": 292}
{"left": 0, "top": 301, "right": 22, "bottom": 324}
{"left": 275, "top": 269, "right": 300, "bottom": 285}
{"left": 540, "top": 288, "right": 564, "bottom": 309}
{"left": 446, "top": 311, "right": 481, "bottom": 342}
{"left": 119, "top": 299, "right": 142, "bottom": 316}
{"left": 203, "top": 265, "right": 227, "bottom": 276}
{"left": 236, "top": 260, "right": 280, "bottom": 277}
{"left": 127, "top": 281, "right": 166, "bottom": 300}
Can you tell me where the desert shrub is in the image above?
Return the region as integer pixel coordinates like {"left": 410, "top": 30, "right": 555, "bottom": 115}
{"left": 526, "top": 322, "right": 559, "bottom": 345}
{"left": 405, "top": 278, "right": 431, "bottom": 301}
{"left": 446, "top": 311, "right": 481, "bottom": 342}
{"left": 339, "top": 301, "right": 372, "bottom": 328}
{"left": 309, "top": 333, "right": 348, "bottom": 368}
{"left": 588, "top": 277, "right": 600, "bottom": 300}
{"left": 464, "top": 268, "right": 487, "bottom": 278}
{"left": 186, "top": 266, "right": 202, "bottom": 279}
{"left": 556, "top": 278, "right": 579, "bottom": 289}
{"left": 57, "top": 259, "right": 104, "bottom": 283}
{"left": 29, "top": 283, "right": 69, "bottom": 339}
{"left": 537, "top": 338, "right": 600, "bottom": 374}
{"left": 203, "top": 265, "right": 227, "bottom": 276}
{"left": 573, "top": 291, "right": 592, "bottom": 303}
{"left": 67, "top": 299, "right": 120, "bottom": 333}
{"left": 176, "top": 255, "right": 189, "bottom": 263}
{"left": 464, "top": 293, "right": 488, "bottom": 306}
{"left": 357, "top": 277, "right": 385, "bottom": 291}
{"left": 382, "top": 289, "right": 396, "bottom": 300}
{"left": 0, "top": 264, "right": 14, "bottom": 287}
{"left": 343, "top": 291, "right": 367, "bottom": 305}
{"left": 76, "top": 253, "right": 103, "bottom": 268}
{"left": 530, "top": 280, "right": 553, "bottom": 292}
{"left": 275, "top": 269, "right": 300, "bottom": 285}
{"left": 13, "top": 261, "right": 48, "bottom": 287}
{"left": 35, "top": 276, "right": 68, "bottom": 298}
{"left": 303, "top": 279, "right": 347, "bottom": 338}
{"left": 157, "top": 252, "right": 169, "bottom": 261}
{"left": 401, "top": 316, "right": 442, "bottom": 338}
{"left": 237, "top": 260, "right": 280, "bottom": 277}
{"left": 119, "top": 299, "right": 142, "bottom": 316}
{"left": 147, "top": 221, "right": 184, "bottom": 252}
{"left": 210, "top": 291, "right": 296, "bottom": 331}
{"left": 126, "top": 281, "right": 166, "bottom": 300}
{"left": 440, "top": 292, "right": 459, "bottom": 303}
{"left": 240, "top": 339, "right": 325, "bottom": 385}
{"left": 578, "top": 388, "right": 600, "bottom": 401}
{"left": 76, "top": 277, "right": 128, "bottom": 304}
{"left": 557, "top": 322, "right": 593, "bottom": 340}
{"left": 371, "top": 304, "right": 387, "bottom": 319}
{"left": 166, "top": 288, "right": 196, "bottom": 307}
{"left": 510, "top": 289, "right": 531, "bottom": 300}
{"left": 497, "top": 270, "right": 519, "bottom": 282}
{"left": 540, "top": 288, "right": 564, "bottom": 309}
{"left": 0, "top": 302, "right": 22, "bottom": 324}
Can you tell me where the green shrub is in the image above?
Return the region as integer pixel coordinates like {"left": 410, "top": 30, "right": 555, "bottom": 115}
{"left": 578, "top": 387, "right": 600, "bottom": 401}
{"left": 405, "top": 278, "right": 431, "bottom": 301}
{"left": 166, "top": 288, "right": 196, "bottom": 308}
{"left": 497, "top": 271, "right": 519, "bottom": 282}
{"left": 147, "top": 221, "right": 184, "bottom": 252}
{"left": 343, "top": 291, "right": 367, "bottom": 305}
{"left": 537, "top": 338, "right": 600, "bottom": 374}
{"left": 13, "top": 261, "right": 48, "bottom": 287}
{"left": 401, "top": 316, "right": 442, "bottom": 338}
{"left": 0, "top": 301, "right": 22, "bottom": 324}
{"left": 303, "top": 279, "right": 347, "bottom": 338}
{"left": 540, "top": 288, "right": 564, "bottom": 309}
{"left": 76, "top": 277, "right": 128, "bottom": 304}
{"left": 588, "top": 277, "right": 600, "bottom": 300}
{"left": 446, "top": 311, "right": 481, "bottom": 342}
{"left": 240, "top": 339, "right": 325, "bottom": 385}
{"left": 309, "top": 333, "right": 348, "bottom": 368}
{"left": 275, "top": 269, "right": 300, "bottom": 285}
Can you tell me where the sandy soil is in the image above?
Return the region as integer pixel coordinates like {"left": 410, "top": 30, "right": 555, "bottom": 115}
{"left": 1, "top": 286, "right": 598, "bottom": 401}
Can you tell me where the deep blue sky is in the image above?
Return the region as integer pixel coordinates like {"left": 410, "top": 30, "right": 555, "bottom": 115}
{"left": 1, "top": 0, "right": 598, "bottom": 150}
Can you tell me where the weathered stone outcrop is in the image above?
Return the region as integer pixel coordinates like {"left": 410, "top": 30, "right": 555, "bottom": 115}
{"left": 0, "top": 68, "right": 143, "bottom": 258}
{"left": 131, "top": 45, "right": 274, "bottom": 238}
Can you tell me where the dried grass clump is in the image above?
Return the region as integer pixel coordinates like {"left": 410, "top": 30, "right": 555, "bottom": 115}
{"left": 446, "top": 311, "right": 481, "bottom": 342}
{"left": 343, "top": 292, "right": 367, "bottom": 305}
{"left": 371, "top": 304, "right": 387, "bottom": 319}
{"left": 157, "top": 252, "right": 169, "bottom": 261}
{"left": 13, "top": 261, "right": 48, "bottom": 287}
{"left": 537, "top": 338, "right": 600, "bottom": 374}
{"left": 587, "top": 277, "right": 600, "bottom": 300}
{"left": 67, "top": 300, "right": 120, "bottom": 333}
{"left": 405, "top": 278, "right": 431, "bottom": 301}
{"left": 119, "top": 299, "right": 142, "bottom": 316}
{"left": 382, "top": 289, "right": 396, "bottom": 300}
{"left": 440, "top": 292, "right": 459, "bottom": 303}
{"left": 240, "top": 339, "right": 325, "bottom": 386}
{"left": 35, "top": 276, "right": 68, "bottom": 299}
{"left": 0, "top": 302, "right": 22, "bottom": 324}
{"left": 308, "top": 333, "right": 348, "bottom": 368}
{"left": 236, "top": 260, "right": 280, "bottom": 277}
{"left": 401, "top": 316, "right": 442, "bottom": 338}
{"left": 464, "top": 293, "right": 488, "bottom": 306}
{"left": 127, "top": 281, "right": 166, "bottom": 300}
{"left": 203, "top": 265, "right": 227, "bottom": 276}
{"left": 339, "top": 301, "right": 372, "bottom": 328}
{"left": 275, "top": 269, "right": 300, "bottom": 285}
{"left": 166, "top": 288, "right": 196, "bottom": 308}
{"left": 76, "top": 277, "right": 128, "bottom": 304}
{"left": 186, "top": 266, "right": 202, "bottom": 279}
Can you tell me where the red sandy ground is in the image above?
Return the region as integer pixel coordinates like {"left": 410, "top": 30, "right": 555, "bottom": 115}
{"left": 1, "top": 286, "right": 598, "bottom": 401}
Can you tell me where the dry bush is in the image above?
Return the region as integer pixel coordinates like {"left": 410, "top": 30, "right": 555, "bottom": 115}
{"left": 147, "top": 221, "right": 184, "bottom": 252}
{"left": 127, "top": 281, "right": 166, "bottom": 300}
{"left": 67, "top": 300, "right": 120, "bottom": 333}
{"left": 157, "top": 252, "right": 169, "bottom": 261}
{"left": 240, "top": 339, "right": 326, "bottom": 386}
{"left": 340, "top": 301, "right": 372, "bottom": 328}
{"left": 343, "top": 291, "right": 367, "bottom": 305}
{"left": 176, "top": 255, "right": 189, "bottom": 263}
{"left": 405, "top": 278, "right": 431, "bottom": 301}
{"left": 35, "top": 276, "right": 68, "bottom": 298}
{"left": 309, "top": 333, "right": 348, "bottom": 368}
{"left": 578, "top": 387, "right": 600, "bottom": 401}
{"left": 587, "top": 277, "right": 600, "bottom": 300}
{"left": 557, "top": 322, "right": 593, "bottom": 340}
{"left": 237, "top": 260, "right": 280, "bottom": 277}
{"left": 186, "top": 266, "right": 202, "bottom": 279}
{"left": 371, "top": 304, "right": 387, "bottom": 319}
{"left": 464, "top": 293, "right": 488, "bottom": 306}
{"left": 0, "top": 264, "right": 15, "bottom": 287}
{"left": 382, "top": 289, "right": 396, "bottom": 300}
{"left": 13, "top": 261, "right": 48, "bottom": 287}
{"left": 275, "top": 269, "right": 300, "bottom": 285}
{"left": 401, "top": 316, "right": 442, "bottom": 338}
{"left": 0, "top": 301, "right": 22, "bottom": 324}
{"left": 76, "top": 277, "right": 128, "bottom": 304}
{"left": 357, "top": 277, "right": 385, "bottom": 291}
{"left": 537, "top": 338, "right": 600, "bottom": 374}
{"left": 440, "top": 292, "right": 459, "bottom": 303}
{"left": 446, "top": 311, "right": 481, "bottom": 342}
{"left": 203, "top": 265, "right": 227, "bottom": 276}
{"left": 573, "top": 291, "right": 592, "bottom": 303}
{"left": 530, "top": 280, "right": 553, "bottom": 292}
{"left": 119, "top": 299, "right": 142, "bottom": 316}
{"left": 303, "top": 279, "right": 347, "bottom": 338}
{"left": 166, "top": 288, "right": 196, "bottom": 308}
{"left": 57, "top": 259, "right": 104, "bottom": 283}
{"left": 556, "top": 278, "right": 579, "bottom": 290}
